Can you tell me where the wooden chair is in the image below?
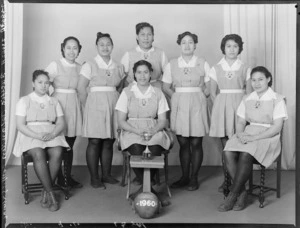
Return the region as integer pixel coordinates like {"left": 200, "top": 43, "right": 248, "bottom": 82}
{"left": 21, "top": 150, "right": 70, "bottom": 204}
{"left": 224, "top": 123, "right": 285, "bottom": 208}
{"left": 117, "top": 128, "right": 174, "bottom": 199}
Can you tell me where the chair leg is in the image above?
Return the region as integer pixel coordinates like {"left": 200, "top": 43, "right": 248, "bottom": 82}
{"left": 259, "top": 166, "right": 265, "bottom": 208}
{"left": 164, "top": 153, "right": 171, "bottom": 198}
{"left": 248, "top": 168, "right": 253, "bottom": 194}
{"left": 277, "top": 158, "right": 281, "bottom": 198}
{"left": 126, "top": 162, "right": 131, "bottom": 200}
{"left": 121, "top": 154, "right": 127, "bottom": 187}
{"left": 23, "top": 160, "right": 29, "bottom": 204}
{"left": 224, "top": 169, "right": 230, "bottom": 197}
{"left": 63, "top": 153, "right": 70, "bottom": 200}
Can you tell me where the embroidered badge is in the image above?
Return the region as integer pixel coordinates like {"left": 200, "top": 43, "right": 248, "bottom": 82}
{"left": 254, "top": 100, "right": 261, "bottom": 109}
{"left": 40, "top": 103, "right": 45, "bottom": 109}
{"left": 139, "top": 98, "right": 148, "bottom": 107}
{"left": 183, "top": 67, "right": 191, "bottom": 75}
{"left": 225, "top": 71, "right": 235, "bottom": 80}
{"left": 144, "top": 53, "right": 149, "bottom": 60}
{"left": 106, "top": 70, "right": 111, "bottom": 77}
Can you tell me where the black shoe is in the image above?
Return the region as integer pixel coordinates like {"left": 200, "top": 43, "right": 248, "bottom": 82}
{"left": 69, "top": 177, "right": 83, "bottom": 188}
{"left": 91, "top": 178, "right": 106, "bottom": 189}
{"left": 170, "top": 178, "right": 190, "bottom": 188}
{"left": 102, "top": 176, "right": 119, "bottom": 184}
{"left": 132, "top": 177, "right": 142, "bottom": 185}
{"left": 186, "top": 178, "right": 199, "bottom": 191}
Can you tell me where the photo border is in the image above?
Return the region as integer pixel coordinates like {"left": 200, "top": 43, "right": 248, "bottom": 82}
{"left": 1, "top": 0, "right": 299, "bottom": 227}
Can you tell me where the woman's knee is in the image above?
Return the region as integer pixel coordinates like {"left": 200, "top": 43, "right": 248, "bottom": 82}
{"left": 127, "top": 144, "right": 145, "bottom": 155}
{"left": 27, "top": 148, "right": 47, "bottom": 162}
{"left": 176, "top": 135, "right": 190, "bottom": 147}
{"left": 47, "top": 146, "right": 63, "bottom": 161}
{"left": 190, "top": 137, "right": 203, "bottom": 150}
{"left": 148, "top": 145, "right": 163, "bottom": 156}
{"left": 88, "top": 138, "right": 101, "bottom": 147}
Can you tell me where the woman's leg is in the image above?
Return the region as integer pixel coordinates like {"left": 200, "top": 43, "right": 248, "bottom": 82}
{"left": 27, "top": 148, "right": 52, "bottom": 192}
{"left": 148, "top": 145, "right": 164, "bottom": 182}
{"left": 47, "top": 146, "right": 63, "bottom": 184}
{"left": 86, "top": 138, "right": 105, "bottom": 188}
{"left": 171, "top": 135, "right": 191, "bottom": 188}
{"left": 100, "top": 138, "right": 119, "bottom": 184}
{"left": 187, "top": 137, "right": 203, "bottom": 190}
{"left": 218, "top": 136, "right": 229, "bottom": 192}
{"left": 223, "top": 150, "right": 239, "bottom": 181}
{"left": 127, "top": 144, "right": 145, "bottom": 182}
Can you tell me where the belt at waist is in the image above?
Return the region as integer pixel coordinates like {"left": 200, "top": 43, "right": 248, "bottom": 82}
{"left": 128, "top": 118, "right": 154, "bottom": 121}
{"left": 90, "top": 86, "right": 116, "bottom": 92}
{"left": 175, "top": 87, "right": 201, "bottom": 93}
{"left": 220, "top": 89, "right": 244, "bottom": 94}
{"left": 55, "top": 88, "right": 76, "bottom": 93}
{"left": 249, "top": 122, "right": 271, "bottom": 128}
{"left": 27, "top": 121, "right": 53, "bottom": 126}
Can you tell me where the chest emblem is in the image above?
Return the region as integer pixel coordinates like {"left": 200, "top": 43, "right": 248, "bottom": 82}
{"left": 254, "top": 100, "right": 261, "bottom": 109}
{"left": 106, "top": 70, "right": 111, "bottom": 77}
{"left": 183, "top": 67, "right": 191, "bottom": 75}
{"left": 225, "top": 71, "right": 235, "bottom": 80}
{"left": 144, "top": 53, "right": 149, "bottom": 60}
{"left": 139, "top": 98, "right": 149, "bottom": 107}
{"left": 40, "top": 103, "right": 45, "bottom": 109}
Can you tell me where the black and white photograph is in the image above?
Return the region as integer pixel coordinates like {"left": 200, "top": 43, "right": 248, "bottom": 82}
{"left": 2, "top": 0, "right": 299, "bottom": 227}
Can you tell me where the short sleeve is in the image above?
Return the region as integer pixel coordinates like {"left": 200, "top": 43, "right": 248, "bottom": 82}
{"left": 273, "top": 99, "right": 288, "bottom": 120}
{"left": 246, "top": 67, "right": 252, "bottom": 81}
{"left": 45, "top": 61, "right": 58, "bottom": 82}
{"left": 209, "top": 67, "right": 217, "bottom": 82}
{"left": 161, "top": 63, "right": 172, "bottom": 84}
{"left": 56, "top": 101, "right": 64, "bottom": 117}
{"left": 15, "top": 97, "right": 27, "bottom": 116}
{"left": 204, "top": 61, "right": 211, "bottom": 82}
{"left": 120, "top": 52, "right": 130, "bottom": 73}
{"left": 158, "top": 92, "right": 170, "bottom": 115}
{"left": 119, "top": 65, "right": 126, "bottom": 79}
{"left": 80, "top": 62, "right": 92, "bottom": 80}
{"left": 115, "top": 91, "right": 128, "bottom": 113}
{"left": 161, "top": 51, "right": 168, "bottom": 71}
{"left": 236, "top": 100, "right": 246, "bottom": 119}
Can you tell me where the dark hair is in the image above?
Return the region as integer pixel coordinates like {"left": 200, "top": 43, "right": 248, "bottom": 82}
{"left": 95, "top": 32, "right": 114, "bottom": 46}
{"left": 133, "top": 60, "right": 153, "bottom": 82}
{"left": 220, "top": 34, "right": 244, "bottom": 55}
{"left": 61, "top": 36, "right": 82, "bottom": 58}
{"left": 250, "top": 66, "right": 273, "bottom": 87}
{"left": 32, "top": 70, "right": 49, "bottom": 82}
{"left": 177, "top": 31, "right": 198, "bottom": 45}
{"left": 136, "top": 22, "right": 154, "bottom": 35}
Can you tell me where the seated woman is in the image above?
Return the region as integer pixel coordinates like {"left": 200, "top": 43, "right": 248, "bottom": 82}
{"left": 13, "top": 70, "right": 70, "bottom": 212}
{"left": 115, "top": 60, "right": 171, "bottom": 205}
{"left": 218, "top": 66, "right": 288, "bottom": 212}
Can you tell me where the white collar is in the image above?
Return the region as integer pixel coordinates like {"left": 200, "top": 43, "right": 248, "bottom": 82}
{"left": 136, "top": 46, "right": 155, "bottom": 53}
{"left": 60, "top": 58, "right": 76, "bottom": 67}
{"left": 130, "top": 83, "right": 155, "bottom": 98}
{"left": 94, "top": 54, "right": 114, "bottom": 69}
{"left": 178, "top": 55, "right": 198, "bottom": 67}
{"left": 30, "top": 91, "right": 50, "bottom": 102}
{"left": 218, "top": 57, "right": 244, "bottom": 71}
{"left": 246, "top": 87, "right": 277, "bottom": 101}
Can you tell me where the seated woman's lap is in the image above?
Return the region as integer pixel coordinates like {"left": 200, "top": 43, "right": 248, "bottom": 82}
{"left": 127, "top": 144, "right": 164, "bottom": 156}
{"left": 27, "top": 146, "right": 63, "bottom": 162}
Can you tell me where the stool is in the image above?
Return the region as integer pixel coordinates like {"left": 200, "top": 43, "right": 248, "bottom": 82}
{"left": 127, "top": 155, "right": 171, "bottom": 199}
{"left": 21, "top": 150, "right": 70, "bottom": 204}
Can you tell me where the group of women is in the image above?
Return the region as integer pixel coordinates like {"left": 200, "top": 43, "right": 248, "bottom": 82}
{"left": 13, "top": 22, "right": 288, "bottom": 213}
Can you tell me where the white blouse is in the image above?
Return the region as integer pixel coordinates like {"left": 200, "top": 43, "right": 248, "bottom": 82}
{"left": 237, "top": 88, "right": 288, "bottom": 120}
{"left": 162, "top": 55, "right": 210, "bottom": 84}
{"left": 115, "top": 84, "right": 169, "bottom": 115}
{"left": 45, "top": 58, "right": 77, "bottom": 82}
{"left": 16, "top": 92, "right": 64, "bottom": 117}
{"left": 209, "top": 57, "right": 251, "bottom": 83}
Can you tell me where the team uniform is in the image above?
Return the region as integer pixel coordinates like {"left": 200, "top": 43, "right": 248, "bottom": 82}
{"left": 162, "top": 55, "right": 210, "bottom": 137}
{"left": 45, "top": 58, "right": 82, "bottom": 137}
{"left": 13, "top": 92, "right": 69, "bottom": 157}
{"left": 115, "top": 84, "right": 170, "bottom": 150}
{"left": 224, "top": 88, "right": 288, "bottom": 168}
{"left": 209, "top": 58, "right": 251, "bottom": 138}
{"left": 80, "top": 55, "right": 125, "bottom": 138}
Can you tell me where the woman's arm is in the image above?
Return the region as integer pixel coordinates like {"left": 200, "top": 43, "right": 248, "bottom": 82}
{"left": 163, "top": 82, "right": 174, "bottom": 99}
{"left": 245, "top": 79, "right": 253, "bottom": 94}
{"left": 40, "top": 116, "right": 66, "bottom": 141}
{"left": 203, "top": 81, "right": 210, "bottom": 97}
{"left": 77, "top": 75, "right": 90, "bottom": 108}
{"left": 117, "top": 111, "right": 146, "bottom": 136}
{"left": 16, "top": 116, "right": 43, "bottom": 140}
{"left": 148, "top": 112, "right": 168, "bottom": 135}
{"left": 210, "top": 79, "right": 218, "bottom": 103}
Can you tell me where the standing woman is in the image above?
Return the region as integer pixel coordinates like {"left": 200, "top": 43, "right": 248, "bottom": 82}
{"left": 77, "top": 32, "right": 125, "bottom": 189}
{"left": 13, "top": 70, "right": 70, "bottom": 211}
{"left": 162, "top": 31, "right": 210, "bottom": 191}
{"left": 121, "top": 22, "right": 168, "bottom": 89}
{"left": 208, "top": 34, "right": 252, "bottom": 192}
{"left": 45, "top": 36, "right": 83, "bottom": 188}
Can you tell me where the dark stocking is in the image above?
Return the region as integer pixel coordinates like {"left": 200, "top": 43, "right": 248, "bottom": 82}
{"left": 86, "top": 138, "right": 101, "bottom": 180}
{"left": 127, "top": 144, "right": 145, "bottom": 182}
{"left": 190, "top": 137, "right": 203, "bottom": 179}
{"left": 176, "top": 135, "right": 191, "bottom": 180}
{"left": 47, "top": 146, "right": 63, "bottom": 183}
{"left": 100, "top": 138, "right": 115, "bottom": 178}
{"left": 27, "top": 148, "right": 53, "bottom": 192}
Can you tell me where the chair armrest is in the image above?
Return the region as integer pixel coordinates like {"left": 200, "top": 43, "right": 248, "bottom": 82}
{"left": 164, "top": 128, "right": 174, "bottom": 150}
{"left": 116, "top": 128, "right": 122, "bottom": 151}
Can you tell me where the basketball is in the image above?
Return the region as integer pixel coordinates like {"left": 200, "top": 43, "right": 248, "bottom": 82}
{"left": 133, "top": 192, "right": 159, "bottom": 219}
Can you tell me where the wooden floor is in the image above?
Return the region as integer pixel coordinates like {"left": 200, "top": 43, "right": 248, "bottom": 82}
{"left": 4, "top": 165, "right": 295, "bottom": 228}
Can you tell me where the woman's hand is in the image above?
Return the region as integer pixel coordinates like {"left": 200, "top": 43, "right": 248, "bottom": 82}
{"left": 237, "top": 132, "right": 256, "bottom": 144}
{"left": 41, "top": 132, "right": 56, "bottom": 141}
